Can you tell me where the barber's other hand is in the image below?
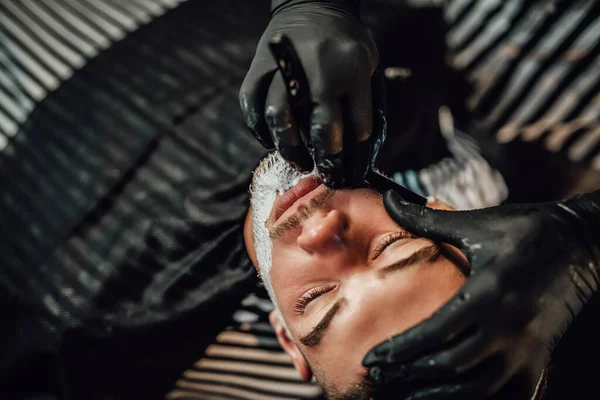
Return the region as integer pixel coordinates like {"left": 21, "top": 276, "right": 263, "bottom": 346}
{"left": 240, "top": 0, "right": 384, "bottom": 187}
{"left": 363, "top": 190, "right": 600, "bottom": 399}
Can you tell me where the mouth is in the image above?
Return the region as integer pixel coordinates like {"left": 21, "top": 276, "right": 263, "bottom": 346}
{"left": 272, "top": 176, "right": 322, "bottom": 224}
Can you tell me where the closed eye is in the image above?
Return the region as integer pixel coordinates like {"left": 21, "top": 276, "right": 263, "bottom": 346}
{"left": 371, "top": 231, "right": 416, "bottom": 260}
{"left": 294, "top": 284, "right": 337, "bottom": 316}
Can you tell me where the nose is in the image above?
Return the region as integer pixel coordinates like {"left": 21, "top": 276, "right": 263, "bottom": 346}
{"left": 297, "top": 209, "right": 347, "bottom": 254}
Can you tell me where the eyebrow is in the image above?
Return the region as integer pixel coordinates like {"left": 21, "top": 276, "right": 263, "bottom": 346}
{"left": 378, "top": 244, "right": 441, "bottom": 278}
{"left": 299, "top": 298, "right": 347, "bottom": 347}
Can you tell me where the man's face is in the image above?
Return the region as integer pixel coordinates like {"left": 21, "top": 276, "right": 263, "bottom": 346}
{"left": 246, "top": 153, "right": 467, "bottom": 394}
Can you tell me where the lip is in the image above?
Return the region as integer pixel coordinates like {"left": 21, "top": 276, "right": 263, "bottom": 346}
{"left": 272, "top": 176, "right": 322, "bottom": 224}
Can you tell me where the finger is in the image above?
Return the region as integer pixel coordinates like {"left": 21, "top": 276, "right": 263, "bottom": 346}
{"left": 363, "top": 275, "right": 500, "bottom": 370}
{"left": 383, "top": 190, "right": 480, "bottom": 251}
{"left": 265, "top": 71, "right": 313, "bottom": 172}
{"left": 310, "top": 97, "right": 345, "bottom": 187}
{"left": 402, "top": 356, "right": 507, "bottom": 400}
{"left": 364, "top": 306, "right": 474, "bottom": 372}
{"left": 240, "top": 67, "right": 277, "bottom": 149}
{"left": 391, "top": 326, "right": 487, "bottom": 381}
{"left": 343, "top": 73, "right": 373, "bottom": 184}
{"left": 489, "top": 367, "right": 544, "bottom": 400}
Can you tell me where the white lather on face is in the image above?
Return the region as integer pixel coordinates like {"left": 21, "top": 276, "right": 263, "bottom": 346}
{"left": 249, "top": 152, "right": 317, "bottom": 325}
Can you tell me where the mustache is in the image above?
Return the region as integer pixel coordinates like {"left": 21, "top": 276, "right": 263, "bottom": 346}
{"left": 269, "top": 189, "right": 335, "bottom": 240}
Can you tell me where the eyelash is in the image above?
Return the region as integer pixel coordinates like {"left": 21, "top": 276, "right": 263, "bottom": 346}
{"left": 294, "top": 285, "right": 337, "bottom": 316}
{"left": 372, "top": 231, "right": 414, "bottom": 260}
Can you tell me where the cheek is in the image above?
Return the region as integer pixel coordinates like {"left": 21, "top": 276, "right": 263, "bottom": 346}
{"left": 391, "top": 263, "right": 466, "bottom": 328}
{"left": 349, "top": 260, "right": 466, "bottom": 342}
{"left": 404, "top": 262, "right": 465, "bottom": 328}
{"left": 270, "top": 245, "right": 325, "bottom": 314}
{"left": 312, "top": 259, "right": 466, "bottom": 387}
{"left": 270, "top": 246, "right": 302, "bottom": 301}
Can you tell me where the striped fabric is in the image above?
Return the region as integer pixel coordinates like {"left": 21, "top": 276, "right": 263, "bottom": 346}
{"left": 166, "top": 285, "right": 323, "bottom": 400}
{"left": 0, "top": 0, "right": 264, "bottom": 336}
{"left": 391, "top": 107, "right": 509, "bottom": 209}
{"left": 0, "top": 0, "right": 186, "bottom": 151}
{"left": 443, "top": 0, "right": 600, "bottom": 169}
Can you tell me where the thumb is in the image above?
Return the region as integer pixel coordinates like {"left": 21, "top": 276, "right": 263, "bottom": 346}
{"left": 384, "top": 190, "right": 477, "bottom": 251}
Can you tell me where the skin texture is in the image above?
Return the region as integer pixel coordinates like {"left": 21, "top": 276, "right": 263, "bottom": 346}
{"left": 244, "top": 188, "right": 467, "bottom": 394}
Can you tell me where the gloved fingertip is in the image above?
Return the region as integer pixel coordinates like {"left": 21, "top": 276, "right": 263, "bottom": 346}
{"left": 348, "top": 139, "right": 373, "bottom": 185}
{"left": 294, "top": 152, "right": 314, "bottom": 173}
{"left": 384, "top": 189, "right": 410, "bottom": 206}
{"left": 369, "top": 367, "right": 385, "bottom": 384}
{"left": 248, "top": 124, "right": 274, "bottom": 149}
{"left": 346, "top": 163, "right": 369, "bottom": 187}
{"left": 258, "top": 135, "right": 276, "bottom": 150}
{"left": 362, "top": 350, "right": 380, "bottom": 367}
{"left": 316, "top": 152, "right": 345, "bottom": 188}
{"left": 279, "top": 145, "right": 314, "bottom": 173}
{"left": 321, "top": 175, "right": 344, "bottom": 189}
{"left": 287, "top": 154, "right": 314, "bottom": 173}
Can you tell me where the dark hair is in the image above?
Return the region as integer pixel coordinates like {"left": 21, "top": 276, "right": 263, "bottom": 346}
{"left": 309, "top": 361, "right": 374, "bottom": 400}
{"left": 319, "top": 368, "right": 550, "bottom": 400}
{"left": 317, "top": 373, "right": 418, "bottom": 400}
{"left": 319, "top": 375, "right": 374, "bottom": 400}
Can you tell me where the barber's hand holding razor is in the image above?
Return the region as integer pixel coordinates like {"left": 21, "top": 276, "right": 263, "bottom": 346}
{"left": 240, "top": 0, "right": 385, "bottom": 187}
{"left": 364, "top": 190, "right": 600, "bottom": 399}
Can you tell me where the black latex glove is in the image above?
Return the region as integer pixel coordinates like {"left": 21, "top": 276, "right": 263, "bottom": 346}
{"left": 239, "top": 0, "right": 385, "bottom": 187}
{"left": 363, "top": 190, "right": 600, "bottom": 399}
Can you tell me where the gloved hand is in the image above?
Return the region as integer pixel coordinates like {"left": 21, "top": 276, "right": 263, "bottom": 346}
{"left": 240, "top": 0, "right": 385, "bottom": 187}
{"left": 363, "top": 190, "right": 600, "bottom": 399}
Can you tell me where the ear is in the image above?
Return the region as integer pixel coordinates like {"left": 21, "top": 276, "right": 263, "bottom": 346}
{"left": 269, "top": 311, "right": 313, "bottom": 382}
